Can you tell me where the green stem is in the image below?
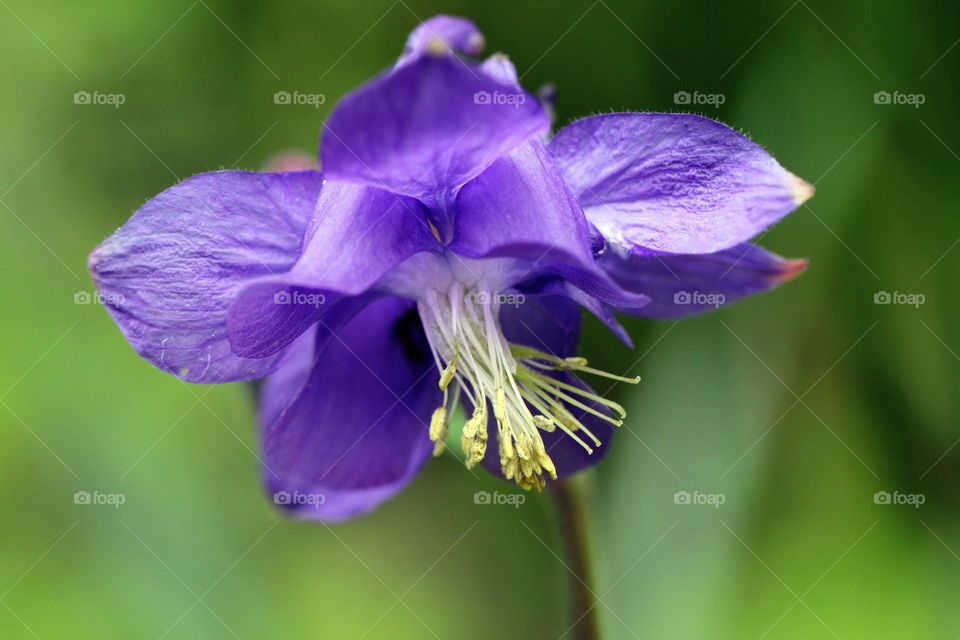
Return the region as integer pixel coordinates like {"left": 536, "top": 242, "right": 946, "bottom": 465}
{"left": 550, "top": 480, "right": 600, "bottom": 640}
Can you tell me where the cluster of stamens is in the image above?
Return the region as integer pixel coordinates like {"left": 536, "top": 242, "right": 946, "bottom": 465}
{"left": 420, "top": 286, "right": 640, "bottom": 491}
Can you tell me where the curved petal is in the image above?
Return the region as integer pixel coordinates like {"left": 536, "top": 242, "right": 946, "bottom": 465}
{"left": 449, "top": 141, "right": 650, "bottom": 313}
{"left": 88, "top": 170, "right": 322, "bottom": 383}
{"left": 227, "top": 182, "right": 440, "bottom": 359}
{"left": 321, "top": 53, "right": 548, "bottom": 215}
{"left": 261, "top": 296, "right": 439, "bottom": 523}
{"left": 514, "top": 277, "right": 633, "bottom": 347}
{"left": 549, "top": 113, "right": 814, "bottom": 254}
{"left": 480, "top": 295, "right": 615, "bottom": 479}
{"left": 258, "top": 328, "right": 316, "bottom": 428}
{"left": 398, "top": 15, "right": 484, "bottom": 65}
{"left": 600, "top": 243, "right": 808, "bottom": 318}
{"left": 478, "top": 53, "right": 519, "bottom": 85}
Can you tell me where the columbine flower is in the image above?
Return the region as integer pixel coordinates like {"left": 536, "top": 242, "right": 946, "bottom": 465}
{"left": 89, "top": 16, "right": 812, "bottom": 521}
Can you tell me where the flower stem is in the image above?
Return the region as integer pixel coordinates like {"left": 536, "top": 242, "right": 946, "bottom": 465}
{"left": 550, "top": 479, "right": 600, "bottom": 640}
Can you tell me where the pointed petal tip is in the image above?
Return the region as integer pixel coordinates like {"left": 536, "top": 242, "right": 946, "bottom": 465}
{"left": 87, "top": 247, "right": 99, "bottom": 273}
{"left": 87, "top": 244, "right": 108, "bottom": 280}
{"left": 771, "top": 258, "right": 809, "bottom": 284}
{"left": 468, "top": 32, "right": 486, "bottom": 55}
{"left": 788, "top": 173, "right": 815, "bottom": 206}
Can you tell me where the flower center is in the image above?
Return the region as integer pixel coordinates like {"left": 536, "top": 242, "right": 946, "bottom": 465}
{"left": 418, "top": 285, "right": 639, "bottom": 491}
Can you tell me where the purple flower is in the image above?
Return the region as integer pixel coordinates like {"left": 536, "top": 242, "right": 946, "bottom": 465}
{"left": 89, "top": 16, "right": 812, "bottom": 522}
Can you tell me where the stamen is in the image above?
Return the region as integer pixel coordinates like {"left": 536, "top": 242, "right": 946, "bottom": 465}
{"left": 520, "top": 367, "right": 627, "bottom": 418}
{"left": 461, "top": 404, "right": 487, "bottom": 469}
{"left": 418, "top": 285, "right": 640, "bottom": 491}
{"left": 429, "top": 406, "right": 447, "bottom": 456}
{"left": 439, "top": 359, "right": 457, "bottom": 391}
{"left": 512, "top": 345, "right": 642, "bottom": 383}
{"left": 429, "top": 406, "right": 447, "bottom": 441}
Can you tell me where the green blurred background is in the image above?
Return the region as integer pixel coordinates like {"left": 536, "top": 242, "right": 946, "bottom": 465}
{"left": 1, "top": 0, "right": 958, "bottom": 638}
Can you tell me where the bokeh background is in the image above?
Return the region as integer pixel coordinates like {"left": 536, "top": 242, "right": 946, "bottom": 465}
{"left": 2, "top": 1, "right": 958, "bottom": 638}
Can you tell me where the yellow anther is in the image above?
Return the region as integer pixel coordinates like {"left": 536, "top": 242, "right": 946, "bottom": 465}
{"left": 439, "top": 359, "right": 457, "bottom": 391}
{"left": 493, "top": 387, "right": 507, "bottom": 422}
{"left": 533, "top": 415, "right": 555, "bottom": 432}
{"left": 462, "top": 414, "right": 477, "bottom": 439}
{"left": 514, "top": 438, "right": 531, "bottom": 460}
{"left": 429, "top": 406, "right": 447, "bottom": 442}
{"left": 461, "top": 405, "right": 489, "bottom": 469}
{"left": 538, "top": 452, "right": 557, "bottom": 480}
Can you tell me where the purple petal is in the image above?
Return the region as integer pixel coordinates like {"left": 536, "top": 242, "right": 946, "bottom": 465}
{"left": 600, "top": 243, "right": 808, "bottom": 319}
{"left": 258, "top": 328, "right": 317, "bottom": 428}
{"left": 479, "top": 53, "right": 519, "bottom": 85}
{"left": 549, "top": 113, "right": 814, "bottom": 254}
{"left": 481, "top": 295, "right": 615, "bottom": 479}
{"left": 449, "top": 142, "right": 591, "bottom": 259}
{"left": 398, "top": 15, "right": 484, "bottom": 65}
{"left": 88, "top": 170, "right": 322, "bottom": 383}
{"left": 321, "top": 53, "right": 548, "bottom": 215}
{"left": 516, "top": 278, "right": 634, "bottom": 348}
{"left": 261, "top": 296, "right": 439, "bottom": 523}
{"left": 227, "top": 182, "right": 439, "bottom": 359}
{"left": 449, "top": 141, "right": 650, "bottom": 313}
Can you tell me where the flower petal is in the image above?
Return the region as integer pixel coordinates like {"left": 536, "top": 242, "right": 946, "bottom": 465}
{"left": 449, "top": 141, "right": 650, "bottom": 313}
{"left": 481, "top": 295, "right": 616, "bottom": 480}
{"left": 549, "top": 113, "right": 813, "bottom": 254}
{"left": 600, "top": 243, "right": 808, "bottom": 318}
{"left": 88, "top": 170, "right": 322, "bottom": 383}
{"left": 515, "top": 278, "right": 634, "bottom": 347}
{"left": 261, "top": 296, "right": 439, "bottom": 522}
{"left": 478, "top": 53, "right": 519, "bottom": 85}
{"left": 227, "top": 182, "right": 439, "bottom": 359}
{"left": 398, "top": 15, "right": 485, "bottom": 65}
{"left": 321, "top": 53, "right": 548, "bottom": 213}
